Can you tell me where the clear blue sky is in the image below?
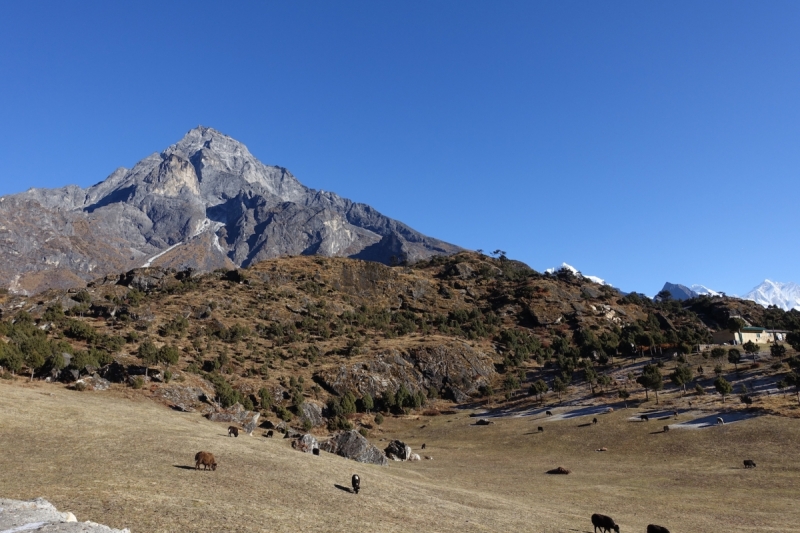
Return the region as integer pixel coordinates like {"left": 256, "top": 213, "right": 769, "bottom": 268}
{"left": 1, "top": 1, "right": 798, "bottom": 296}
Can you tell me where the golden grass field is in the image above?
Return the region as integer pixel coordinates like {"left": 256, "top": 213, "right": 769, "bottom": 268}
{"left": 2, "top": 381, "right": 800, "bottom": 533}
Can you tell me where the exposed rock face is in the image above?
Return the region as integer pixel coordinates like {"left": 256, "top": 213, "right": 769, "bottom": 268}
{"left": 319, "top": 430, "right": 388, "bottom": 466}
{"left": 0, "top": 498, "right": 130, "bottom": 532}
{"left": 0, "top": 126, "right": 460, "bottom": 294}
{"left": 74, "top": 374, "right": 111, "bottom": 391}
{"left": 300, "top": 402, "right": 326, "bottom": 428}
{"left": 315, "top": 341, "right": 495, "bottom": 402}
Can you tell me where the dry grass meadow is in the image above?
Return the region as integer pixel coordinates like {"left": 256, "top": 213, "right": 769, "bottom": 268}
{"left": 2, "top": 381, "right": 800, "bottom": 532}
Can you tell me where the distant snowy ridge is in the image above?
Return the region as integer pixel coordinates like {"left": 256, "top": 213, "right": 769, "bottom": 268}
{"left": 690, "top": 284, "right": 721, "bottom": 297}
{"left": 743, "top": 280, "right": 800, "bottom": 311}
{"left": 545, "top": 262, "right": 608, "bottom": 286}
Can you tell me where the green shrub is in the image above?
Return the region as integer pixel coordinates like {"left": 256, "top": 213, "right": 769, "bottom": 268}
{"left": 374, "top": 413, "right": 384, "bottom": 425}
{"left": 694, "top": 383, "right": 706, "bottom": 395}
{"left": 358, "top": 427, "right": 369, "bottom": 438}
{"left": 131, "top": 376, "right": 145, "bottom": 389}
{"left": 275, "top": 405, "right": 293, "bottom": 422}
{"left": 163, "top": 370, "right": 173, "bottom": 383}
{"left": 302, "top": 418, "right": 313, "bottom": 432}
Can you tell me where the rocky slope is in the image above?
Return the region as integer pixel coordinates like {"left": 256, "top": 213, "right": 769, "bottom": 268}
{"left": 0, "top": 253, "right": 739, "bottom": 427}
{"left": 0, "top": 126, "right": 460, "bottom": 295}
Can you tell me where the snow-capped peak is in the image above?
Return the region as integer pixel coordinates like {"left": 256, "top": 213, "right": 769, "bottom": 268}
{"left": 689, "top": 284, "right": 721, "bottom": 297}
{"left": 743, "top": 280, "right": 800, "bottom": 311}
{"left": 545, "top": 262, "right": 608, "bottom": 286}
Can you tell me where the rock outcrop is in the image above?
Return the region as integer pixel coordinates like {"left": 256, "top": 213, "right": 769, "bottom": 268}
{"left": 316, "top": 341, "right": 495, "bottom": 403}
{"left": 0, "top": 497, "right": 129, "bottom": 532}
{"left": 319, "top": 430, "right": 388, "bottom": 466}
{"left": 0, "top": 126, "right": 460, "bottom": 295}
{"left": 205, "top": 403, "right": 260, "bottom": 434}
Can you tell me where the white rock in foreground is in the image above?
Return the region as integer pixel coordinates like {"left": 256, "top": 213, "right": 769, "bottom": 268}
{"left": 0, "top": 498, "right": 130, "bottom": 533}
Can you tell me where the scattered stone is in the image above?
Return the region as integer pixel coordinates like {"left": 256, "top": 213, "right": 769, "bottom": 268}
{"left": 424, "top": 455, "right": 433, "bottom": 460}
{"left": 474, "top": 419, "right": 494, "bottom": 426}
{"left": 153, "top": 385, "right": 209, "bottom": 413}
{"left": 547, "top": 467, "right": 571, "bottom": 475}
{"left": 409, "top": 453, "right": 421, "bottom": 461}
{"left": 596, "top": 447, "right": 608, "bottom": 452}
{"left": 319, "top": 430, "right": 388, "bottom": 466}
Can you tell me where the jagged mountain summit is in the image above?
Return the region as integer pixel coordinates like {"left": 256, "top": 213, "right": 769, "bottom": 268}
{"left": 660, "top": 282, "right": 721, "bottom": 300}
{"left": 0, "top": 126, "right": 460, "bottom": 294}
{"left": 744, "top": 280, "right": 800, "bottom": 311}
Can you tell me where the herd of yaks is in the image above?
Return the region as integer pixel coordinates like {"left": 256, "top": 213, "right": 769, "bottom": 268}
{"left": 191, "top": 416, "right": 758, "bottom": 532}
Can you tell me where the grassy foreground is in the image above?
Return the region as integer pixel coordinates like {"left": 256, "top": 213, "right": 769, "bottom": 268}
{"left": 2, "top": 381, "right": 800, "bottom": 532}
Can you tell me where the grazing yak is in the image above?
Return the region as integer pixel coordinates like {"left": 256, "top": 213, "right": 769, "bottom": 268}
{"left": 640, "top": 414, "right": 649, "bottom": 422}
{"left": 545, "top": 410, "right": 553, "bottom": 416}
{"left": 538, "top": 426, "right": 544, "bottom": 432}
{"left": 351, "top": 474, "right": 361, "bottom": 494}
{"left": 673, "top": 411, "right": 679, "bottom": 418}
{"left": 744, "top": 459, "right": 756, "bottom": 468}
{"left": 228, "top": 426, "right": 239, "bottom": 437}
{"left": 647, "top": 525, "right": 670, "bottom": 533}
{"left": 194, "top": 451, "right": 217, "bottom": 471}
{"left": 265, "top": 430, "right": 274, "bottom": 438}
{"left": 663, "top": 425, "right": 670, "bottom": 432}
{"left": 716, "top": 417, "right": 724, "bottom": 425}
{"left": 591, "top": 513, "right": 619, "bottom": 533}
{"left": 421, "top": 443, "right": 426, "bottom": 450}
{"left": 592, "top": 417, "right": 598, "bottom": 425}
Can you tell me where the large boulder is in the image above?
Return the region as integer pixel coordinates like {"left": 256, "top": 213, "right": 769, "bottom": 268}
{"left": 206, "top": 403, "right": 260, "bottom": 434}
{"left": 74, "top": 374, "right": 111, "bottom": 391}
{"left": 0, "top": 497, "right": 130, "bottom": 532}
{"left": 319, "top": 430, "right": 388, "bottom": 466}
{"left": 153, "top": 385, "right": 210, "bottom": 413}
{"left": 292, "top": 434, "right": 318, "bottom": 453}
{"left": 384, "top": 439, "right": 412, "bottom": 461}
{"left": 97, "top": 361, "right": 126, "bottom": 383}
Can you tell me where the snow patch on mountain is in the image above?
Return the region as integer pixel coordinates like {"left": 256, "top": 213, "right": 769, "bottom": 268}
{"left": 545, "top": 263, "right": 608, "bottom": 286}
{"left": 690, "top": 284, "right": 721, "bottom": 297}
{"left": 743, "top": 280, "right": 800, "bottom": 311}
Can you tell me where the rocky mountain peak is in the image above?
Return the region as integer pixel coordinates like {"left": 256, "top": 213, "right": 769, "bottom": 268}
{"left": 0, "top": 127, "right": 461, "bottom": 294}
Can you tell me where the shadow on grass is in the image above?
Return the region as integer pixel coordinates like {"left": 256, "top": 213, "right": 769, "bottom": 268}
{"left": 173, "top": 465, "right": 196, "bottom": 470}
{"left": 577, "top": 423, "right": 592, "bottom": 428}
{"left": 334, "top": 484, "right": 353, "bottom": 494}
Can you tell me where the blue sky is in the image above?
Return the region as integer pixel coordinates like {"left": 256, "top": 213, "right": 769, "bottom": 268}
{"left": 0, "top": 1, "right": 798, "bottom": 296}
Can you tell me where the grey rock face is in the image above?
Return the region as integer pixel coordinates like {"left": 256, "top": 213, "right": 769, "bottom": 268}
{"left": 0, "top": 126, "right": 460, "bottom": 294}
{"left": 292, "top": 433, "right": 319, "bottom": 453}
{"left": 300, "top": 402, "right": 326, "bottom": 428}
{"left": 205, "top": 402, "right": 260, "bottom": 432}
{"left": 0, "top": 497, "right": 130, "bottom": 532}
{"left": 319, "top": 430, "right": 388, "bottom": 466}
{"left": 315, "top": 341, "right": 495, "bottom": 403}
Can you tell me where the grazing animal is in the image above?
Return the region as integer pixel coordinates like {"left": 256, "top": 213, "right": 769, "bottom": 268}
{"left": 741, "top": 395, "right": 753, "bottom": 405}
{"left": 744, "top": 459, "right": 756, "bottom": 468}
{"left": 647, "top": 525, "right": 670, "bottom": 533}
{"left": 716, "top": 417, "right": 724, "bottom": 425}
{"left": 194, "top": 451, "right": 217, "bottom": 471}
{"left": 421, "top": 443, "right": 426, "bottom": 450}
{"left": 640, "top": 414, "right": 649, "bottom": 422}
{"left": 546, "top": 410, "right": 553, "bottom": 416}
{"left": 673, "top": 411, "right": 679, "bottom": 418}
{"left": 228, "top": 426, "right": 239, "bottom": 437}
{"left": 351, "top": 474, "right": 361, "bottom": 494}
{"left": 591, "top": 513, "right": 619, "bottom": 533}
{"left": 538, "top": 426, "right": 544, "bottom": 432}
{"left": 312, "top": 447, "right": 320, "bottom": 456}
{"left": 266, "top": 430, "right": 274, "bottom": 438}
{"left": 697, "top": 366, "right": 703, "bottom": 374}
{"left": 592, "top": 417, "right": 598, "bottom": 425}
{"left": 663, "top": 425, "right": 670, "bottom": 432}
